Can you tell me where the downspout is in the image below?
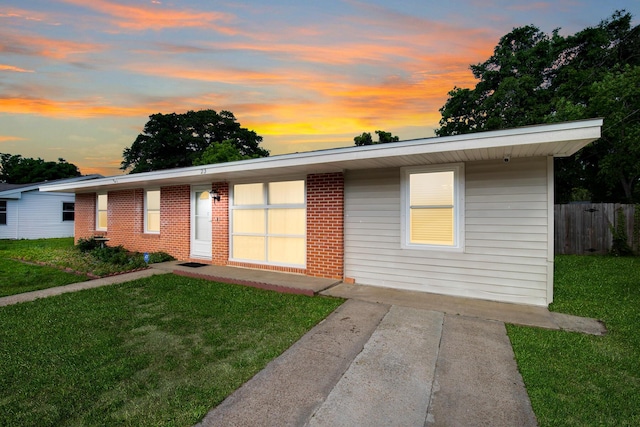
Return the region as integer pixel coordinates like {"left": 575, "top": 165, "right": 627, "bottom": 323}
{"left": 546, "top": 156, "right": 555, "bottom": 305}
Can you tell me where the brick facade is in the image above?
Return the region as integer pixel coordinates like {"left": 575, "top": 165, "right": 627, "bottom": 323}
{"left": 306, "top": 173, "right": 344, "bottom": 279}
{"left": 72, "top": 172, "right": 345, "bottom": 280}
{"left": 211, "top": 182, "right": 229, "bottom": 265}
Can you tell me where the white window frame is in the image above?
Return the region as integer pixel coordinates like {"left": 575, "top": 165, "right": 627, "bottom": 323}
{"left": 144, "top": 189, "right": 161, "bottom": 234}
{"left": 401, "top": 163, "right": 465, "bottom": 252}
{"left": 96, "top": 193, "right": 108, "bottom": 231}
{"left": 229, "top": 179, "right": 306, "bottom": 268}
{"left": 0, "top": 200, "right": 6, "bottom": 225}
{"left": 62, "top": 202, "right": 75, "bottom": 222}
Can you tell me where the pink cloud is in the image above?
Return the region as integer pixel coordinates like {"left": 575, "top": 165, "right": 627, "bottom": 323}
{"left": 61, "top": 0, "right": 237, "bottom": 33}
{"left": 0, "top": 64, "right": 34, "bottom": 73}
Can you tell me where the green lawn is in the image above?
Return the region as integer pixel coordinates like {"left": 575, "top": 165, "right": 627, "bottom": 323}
{"left": 0, "top": 274, "right": 344, "bottom": 426}
{"left": 0, "top": 238, "right": 174, "bottom": 297}
{"left": 507, "top": 255, "right": 640, "bottom": 426}
{"left": 0, "top": 238, "right": 88, "bottom": 296}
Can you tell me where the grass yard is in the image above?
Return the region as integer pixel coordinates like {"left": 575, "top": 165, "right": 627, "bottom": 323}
{"left": 0, "top": 238, "right": 174, "bottom": 297}
{"left": 0, "top": 274, "right": 344, "bottom": 426}
{"left": 507, "top": 255, "right": 640, "bottom": 426}
{"left": 0, "top": 238, "right": 88, "bottom": 296}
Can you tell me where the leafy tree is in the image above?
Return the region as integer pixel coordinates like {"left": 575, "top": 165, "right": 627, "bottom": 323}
{"left": 435, "top": 11, "right": 640, "bottom": 203}
{"left": 354, "top": 130, "right": 400, "bottom": 146}
{"left": 193, "top": 140, "right": 258, "bottom": 165}
{"left": 121, "top": 110, "right": 269, "bottom": 173}
{"left": 0, "top": 154, "right": 81, "bottom": 184}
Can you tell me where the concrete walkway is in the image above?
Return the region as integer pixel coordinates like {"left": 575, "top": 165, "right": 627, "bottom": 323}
{"left": 0, "top": 268, "right": 170, "bottom": 307}
{"left": 0, "top": 264, "right": 606, "bottom": 426}
{"left": 198, "top": 300, "right": 539, "bottom": 427}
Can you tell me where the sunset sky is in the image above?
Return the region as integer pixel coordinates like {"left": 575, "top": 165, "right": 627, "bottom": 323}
{"left": 1, "top": 1, "right": 638, "bottom": 176}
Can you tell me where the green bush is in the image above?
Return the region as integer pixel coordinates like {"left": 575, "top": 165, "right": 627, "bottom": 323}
{"left": 146, "top": 251, "right": 175, "bottom": 263}
{"left": 76, "top": 237, "right": 101, "bottom": 252}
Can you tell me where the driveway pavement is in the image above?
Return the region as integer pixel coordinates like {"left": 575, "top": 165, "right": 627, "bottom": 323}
{"left": 1, "top": 265, "right": 605, "bottom": 426}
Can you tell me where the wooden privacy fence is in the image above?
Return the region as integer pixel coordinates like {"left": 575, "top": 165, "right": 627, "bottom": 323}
{"left": 554, "top": 203, "right": 638, "bottom": 255}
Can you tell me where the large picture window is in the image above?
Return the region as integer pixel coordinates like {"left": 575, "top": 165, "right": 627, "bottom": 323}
{"left": 402, "top": 164, "right": 464, "bottom": 250}
{"left": 96, "top": 193, "right": 108, "bottom": 231}
{"left": 0, "top": 201, "right": 6, "bottom": 225}
{"left": 145, "top": 189, "right": 160, "bottom": 233}
{"left": 231, "top": 180, "right": 305, "bottom": 267}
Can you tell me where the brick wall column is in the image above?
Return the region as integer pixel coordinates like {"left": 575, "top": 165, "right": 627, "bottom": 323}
{"left": 306, "top": 172, "right": 344, "bottom": 279}
{"left": 211, "top": 182, "right": 229, "bottom": 265}
{"left": 74, "top": 193, "right": 96, "bottom": 243}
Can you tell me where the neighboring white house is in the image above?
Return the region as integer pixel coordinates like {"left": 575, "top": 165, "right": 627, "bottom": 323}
{"left": 0, "top": 175, "right": 101, "bottom": 240}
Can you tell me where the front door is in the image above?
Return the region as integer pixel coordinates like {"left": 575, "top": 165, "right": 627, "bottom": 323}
{"left": 190, "top": 186, "right": 212, "bottom": 259}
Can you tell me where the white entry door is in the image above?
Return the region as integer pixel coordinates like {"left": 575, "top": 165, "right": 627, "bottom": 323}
{"left": 190, "top": 186, "right": 212, "bottom": 259}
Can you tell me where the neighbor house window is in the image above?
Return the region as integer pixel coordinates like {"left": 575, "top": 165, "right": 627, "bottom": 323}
{"left": 231, "top": 180, "right": 306, "bottom": 267}
{"left": 145, "top": 189, "right": 160, "bottom": 233}
{"left": 96, "top": 193, "right": 108, "bottom": 230}
{"left": 0, "top": 201, "right": 6, "bottom": 225}
{"left": 402, "top": 164, "right": 464, "bottom": 250}
{"left": 62, "top": 202, "right": 75, "bottom": 221}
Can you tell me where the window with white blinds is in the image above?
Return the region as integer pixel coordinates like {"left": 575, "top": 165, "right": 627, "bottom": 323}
{"left": 231, "top": 180, "right": 306, "bottom": 266}
{"left": 145, "top": 189, "right": 160, "bottom": 233}
{"left": 96, "top": 193, "right": 108, "bottom": 231}
{"left": 402, "top": 164, "right": 464, "bottom": 250}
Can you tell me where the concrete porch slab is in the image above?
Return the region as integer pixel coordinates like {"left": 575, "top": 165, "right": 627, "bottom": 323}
{"left": 151, "top": 261, "right": 341, "bottom": 296}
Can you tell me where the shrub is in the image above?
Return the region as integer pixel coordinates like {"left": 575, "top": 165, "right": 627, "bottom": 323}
{"left": 76, "top": 237, "right": 101, "bottom": 252}
{"left": 610, "top": 207, "right": 634, "bottom": 256}
{"left": 146, "top": 251, "right": 175, "bottom": 263}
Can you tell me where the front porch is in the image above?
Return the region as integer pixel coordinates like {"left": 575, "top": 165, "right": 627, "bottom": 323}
{"left": 151, "top": 260, "right": 341, "bottom": 296}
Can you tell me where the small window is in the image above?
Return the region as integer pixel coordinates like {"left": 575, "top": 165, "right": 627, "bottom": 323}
{"left": 145, "top": 189, "right": 160, "bottom": 233}
{"left": 0, "top": 201, "right": 6, "bottom": 225}
{"left": 96, "top": 193, "right": 108, "bottom": 231}
{"left": 402, "top": 164, "right": 464, "bottom": 250}
{"left": 62, "top": 202, "right": 75, "bottom": 221}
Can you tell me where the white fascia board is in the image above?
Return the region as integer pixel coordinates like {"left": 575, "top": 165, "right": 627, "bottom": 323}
{"left": 40, "top": 118, "right": 602, "bottom": 194}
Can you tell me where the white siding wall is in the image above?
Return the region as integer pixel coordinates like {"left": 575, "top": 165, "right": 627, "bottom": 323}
{"left": 0, "top": 200, "right": 19, "bottom": 239}
{"left": 344, "top": 157, "right": 551, "bottom": 306}
{"left": 0, "top": 191, "right": 75, "bottom": 239}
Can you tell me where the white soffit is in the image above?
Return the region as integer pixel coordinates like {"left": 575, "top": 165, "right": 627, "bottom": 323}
{"left": 40, "top": 118, "right": 602, "bottom": 193}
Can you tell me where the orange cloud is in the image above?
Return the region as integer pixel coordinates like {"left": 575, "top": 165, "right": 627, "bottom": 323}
{"left": 0, "top": 135, "right": 27, "bottom": 142}
{"left": 0, "top": 31, "right": 104, "bottom": 59}
{"left": 0, "top": 7, "right": 60, "bottom": 25}
{"left": 0, "top": 64, "right": 34, "bottom": 73}
{"left": 62, "top": 0, "right": 237, "bottom": 33}
{"left": 0, "top": 96, "right": 155, "bottom": 118}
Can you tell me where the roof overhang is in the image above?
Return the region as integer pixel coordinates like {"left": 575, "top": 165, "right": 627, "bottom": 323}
{"left": 40, "top": 118, "right": 602, "bottom": 194}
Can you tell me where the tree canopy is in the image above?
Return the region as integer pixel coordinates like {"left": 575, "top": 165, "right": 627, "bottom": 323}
{"left": 0, "top": 154, "right": 81, "bottom": 184}
{"left": 121, "top": 110, "right": 269, "bottom": 174}
{"left": 436, "top": 11, "right": 640, "bottom": 202}
{"left": 354, "top": 130, "right": 400, "bottom": 146}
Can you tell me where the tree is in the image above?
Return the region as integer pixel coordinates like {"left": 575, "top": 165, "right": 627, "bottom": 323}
{"left": 435, "top": 11, "right": 640, "bottom": 203}
{"left": 354, "top": 130, "right": 400, "bottom": 146}
{"left": 121, "top": 109, "right": 269, "bottom": 173}
{"left": 193, "top": 139, "right": 258, "bottom": 165}
{"left": 0, "top": 154, "right": 81, "bottom": 184}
